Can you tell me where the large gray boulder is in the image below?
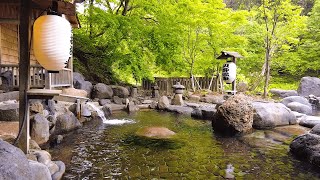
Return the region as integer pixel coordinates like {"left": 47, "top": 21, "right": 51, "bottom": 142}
{"left": 310, "top": 124, "right": 320, "bottom": 135}
{"left": 30, "top": 114, "right": 50, "bottom": 145}
{"left": 0, "top": 140, "right": 33, "bottom": 180}
{"left": 212, "top": 94, "right": 254, "bottom": 135}
{"left": 99, "top": 99, "right": 112, "bottom": 106}
{"left": 269, "top": 89, "right": 298, "bottom": 98}
{"left": 299, "top": 116, "right": 320, "bottom": 128}
{"left": 287, "top": 102, "right": 312, "bottom": 115}
{"left": 29, "top": 100, "right": 44, "bottom": 114}
{"left": 0, "top": 70, "right": 14, "bottom": 92}
{"left": 0, "top": 102, "right": 19, "bottom": 121}
{"left": 188, "top": 95, "right": 201, "bottom": 102}
{"left": 73, "top": 72, "right": 93, "bottom": 97}
{"left": 158, "top": 96, "right": 170, "bottom": 110}
{"left": 200, "top": 95, "right": 224, "bottom": 105}
{"left": 166, "top": 105, "right": 194, "bottom": 116}
{"left": 281, "top": 96, "right": 311, "bottom": 107}
{"left": 28, "top": 160, "right": 51, "bottom": 180}
{"left": 75, "top": 81, "right": 93, "bottom": 98}
{"left": 30, "top": 150, "right": 65, "bottom": 179}
{"left": 101, "top": 105, "right": 112, "bottom": 117}
{"left": 92, "top": 83, "right": 113, "bottom": 99}
{"left": 73, "top": 72, "right": 85, "bottom": 83}
{"left": 112, "top": 85, "right": 129, "bottom": 98}
{"left": 54, "top": 112, "right": 82, "bottom": 134}
{"left": 113, "top": 96, "right": 124, "bottom": 105}
{"left": 0, "top": 91, "right": 19, "bottom": 102}
{"left": 191, "top": 105, "right": 217, "bottom": 120}
{"left": 252, "top": 102, "right": 297, "bottom": 129}
{"left": 290, "top": 127, "right": 320, "bottom": 168}
{"left": 298, "top": 76, "right": 320, "bottom": 97}
{"left": 52, "top": 161, "right": 65, "bottom": 180}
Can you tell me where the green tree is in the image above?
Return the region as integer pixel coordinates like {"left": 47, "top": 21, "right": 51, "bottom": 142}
{"left": 298, "top": 0, "right": 320, "bottom": 76}
{"left": 256, "top": 0, "right": 305, "bottom": 97}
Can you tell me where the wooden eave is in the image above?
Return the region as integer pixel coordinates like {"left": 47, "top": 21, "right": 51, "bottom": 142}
{"left": 217, "top": 51, "right": 243, "bottom": 60}
{"left": 0, "top": 0, "right": 80, "bottom": 28}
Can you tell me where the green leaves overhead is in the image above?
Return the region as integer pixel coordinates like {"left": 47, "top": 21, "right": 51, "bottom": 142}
{"left": 73, "top": 0, "right": 313, "bottom": 86}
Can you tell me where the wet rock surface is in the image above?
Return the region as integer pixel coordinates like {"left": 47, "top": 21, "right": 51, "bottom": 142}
{"left": 0, "top": 102, "right": 19, "bottom": 121}
{"left": 290, "top": 127, "right": 320, "bottom": 168}
{"left": 298, "top": 76, "right": 320, "bottom": 97}
{"left": 287, "top": 102, "right": 312, "bottom": 115}
{"left": 30, "top": 113, "right": 50, "bottom": 145}
{"left": 0, "top": 140, "right": 33, "bottom": 180}
{"left": 299, "top": 116, "right": 320, "bottom": 128}
{"left": 92, "top": 83, "right": 113, "bottom": 99}
{"left": 212, "top": 94, "right": 254, "bottom": 135}
{"left": 166, "top": 105, "right": 193, "bottom": 116}
{"left": 54, "top": 112, "right": 82, "bottom": 134}
{"left": 112, "top": 86, "right": 130, "bottom": 98}
{"left": 158, "top": 96, "right": 170, "bottom": 110}
{"left": 252, "top": 102, "right": 297, "bottom": 129}
{"left": 269, "top": 89, "right": 298, "bottom": 98}
{"left": 281, "top": 96, "right": 311, "bottom": 107}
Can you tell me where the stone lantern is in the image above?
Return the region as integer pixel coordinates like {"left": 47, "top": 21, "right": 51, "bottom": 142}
{"left": 172, "top": 82, "right": 185, "bottom": 105}
{"left": 152, "top": 84, "right": 160, "bottom": 98}
{"left": 130, "top": 85, "right": 138, "bottom": 98}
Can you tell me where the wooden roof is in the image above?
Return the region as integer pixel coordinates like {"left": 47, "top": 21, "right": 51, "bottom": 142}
{"left": 0, "top": 0, "right": 80, "bottom": 28}
{"left": 217, "top": 51, "right": 243, "bottom": 59}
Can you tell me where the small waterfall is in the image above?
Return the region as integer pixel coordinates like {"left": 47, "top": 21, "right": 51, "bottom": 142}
{"left": 86, "top": 102, "right": 107, "bottom": 121}
{"left": 86, "top": 102, "right": 135, "bottom": 125}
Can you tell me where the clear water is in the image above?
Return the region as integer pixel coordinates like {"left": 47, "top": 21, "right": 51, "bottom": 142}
{"left": 50, "top": 110, "right": 320, "bottom": 179}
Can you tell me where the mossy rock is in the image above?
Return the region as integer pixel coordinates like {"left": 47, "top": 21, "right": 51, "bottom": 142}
{"left": 136, "top": 127, "right": 176, "bottom": 139}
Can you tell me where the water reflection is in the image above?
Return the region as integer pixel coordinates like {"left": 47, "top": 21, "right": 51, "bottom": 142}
{"left": 50, "top": 111, "right": 320, "bottom": 179}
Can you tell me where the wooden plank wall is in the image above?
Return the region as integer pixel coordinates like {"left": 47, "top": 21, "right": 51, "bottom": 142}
{"left": 0, "top": 23, "right": 37, "bottom": 66}
{"left": 142, "top": 77, "right": 217, "bottom": 95}
{"left": 0, "top": 23, "right": 19, "bottom": 64}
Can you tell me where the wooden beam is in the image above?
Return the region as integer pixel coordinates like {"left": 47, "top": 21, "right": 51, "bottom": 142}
{"left": 17, "top": 0, "right": 31, "bottom": 154}
{"left": 0, "top": 19, "right": 20, "bottom": 24}
{"left": 32, "top": 0, "right": 76, "bottom": 16}
{"left": 0, "top": 0, "right": 20, "bottom": 4}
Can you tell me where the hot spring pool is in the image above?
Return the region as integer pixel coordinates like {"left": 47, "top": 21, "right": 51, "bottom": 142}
{"left": 50, "top": 110, "right": 320, "bottom": 179}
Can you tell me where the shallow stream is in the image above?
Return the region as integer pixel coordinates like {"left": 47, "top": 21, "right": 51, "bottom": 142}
{"left": 51, "top": 110, "right": 320, "bottom": 179}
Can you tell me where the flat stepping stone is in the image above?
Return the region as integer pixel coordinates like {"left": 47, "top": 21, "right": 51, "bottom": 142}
{"left": 136, "top": 127, "right": 176, "bottom": 139}
{"left": 299, "top": 116, "right": 320, "bottom": 128}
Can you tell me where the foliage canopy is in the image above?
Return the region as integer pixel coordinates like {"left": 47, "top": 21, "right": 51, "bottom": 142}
{"left": 73, "top": 0, "right": 319, "bottom": 92}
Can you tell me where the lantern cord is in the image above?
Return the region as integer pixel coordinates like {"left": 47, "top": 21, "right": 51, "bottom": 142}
{"left": 12, "top": 90, "right": 28, "bottom": 146}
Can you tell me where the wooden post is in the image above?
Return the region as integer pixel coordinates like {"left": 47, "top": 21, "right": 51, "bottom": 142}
{"left": 17, "top": 0, "right": 31, "bottom": 153}
{"left": 231, "top": 57, "right": 237, "bottom": 95}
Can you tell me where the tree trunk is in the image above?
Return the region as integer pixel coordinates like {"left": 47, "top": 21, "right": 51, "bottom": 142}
{"left": 263, "top": 40, "right": 271, "bottom": 98}
{"left": 190, "top": 61, "right": 195, "bottom": 92}
{"left": 89, "top": 0, "right": 94, "bottom": 38}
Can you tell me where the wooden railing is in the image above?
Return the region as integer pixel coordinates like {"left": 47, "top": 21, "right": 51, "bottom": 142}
{"left": 0, "top": 64, "right": 73, "bottom": 89}
{"left": 46, "top": 68, "right": 73, "bottom": 89}
{"left": 142, "top": 77, "right": 217, "bottom": 95}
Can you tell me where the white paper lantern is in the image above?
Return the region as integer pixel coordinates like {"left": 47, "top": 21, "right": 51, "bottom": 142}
{"left": 222, "top": 62, "right": 236, "bottom": 84}
{"left": 33, "top": 15, "right": 72, "bottom": 72}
